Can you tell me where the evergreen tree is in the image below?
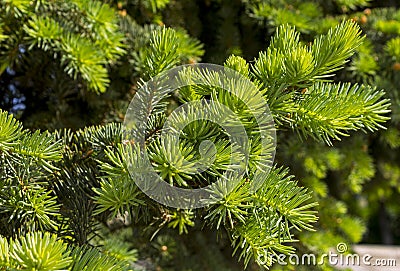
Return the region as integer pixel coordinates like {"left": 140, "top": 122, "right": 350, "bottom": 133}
{"left": 0, "top": 0, "right": 396, "bottom": 270}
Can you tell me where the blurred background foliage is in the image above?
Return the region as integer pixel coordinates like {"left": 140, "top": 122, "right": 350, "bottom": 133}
{"left": 0, "top": 0, "right": 399, "bottom": 270}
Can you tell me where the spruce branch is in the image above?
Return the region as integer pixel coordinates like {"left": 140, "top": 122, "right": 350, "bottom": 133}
{"left": 93, "top": 176, "right": 145, "bottom": 217}
{"left": 69, "top": 246, "right": 129, "bottom": 271}
{"left": 231, "top": 213, "right": 295, "bottom": 269}
{"left": 167, "top": 209, "right": 195, "bottom": 234}
{"left": 311, "top": 20, "right": 364, "bottom": 78}
{"left": 293, "top": 82, "right": 391, "bottom": 145}
{"left": 253, "top": 167, "right": 318, "bottom": 232}
{"left": 10, "top": 232, "right": 72, "bottom": 270}
{"left": 134, "top": 27, "right": 180, "bottom": 78}
{"left": 205, "top": 176, "right": 252, "bottom": 229}
{"left": 0, "top": 235, "right": 10, "bottom": 268}
{"left": 15, "top": 130, "right": 62, "bottom": 172}
{"left": 0, "top": 109, "right": 24, "bottom": 151}
{"left": 1, "top": 0, "right": 126, "bottom": 93}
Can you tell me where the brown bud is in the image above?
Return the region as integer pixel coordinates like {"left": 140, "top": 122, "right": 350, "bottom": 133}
{"left": 393, "top": 62, "right": 400, "bottom": 71}
{"left": 119, "top": 9, "right": 127, "bottom": 17}
{"left": 360, "top": 15, "right": 367, "bottom": 24}
{"left": 362, "top": 144, "right": 368, "bottom": 152}
{"left": 351, "top": 16, "right": 359, "bottom": 23}
{"left": 364, "top": 8, "right": 371, "bottom": 16}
